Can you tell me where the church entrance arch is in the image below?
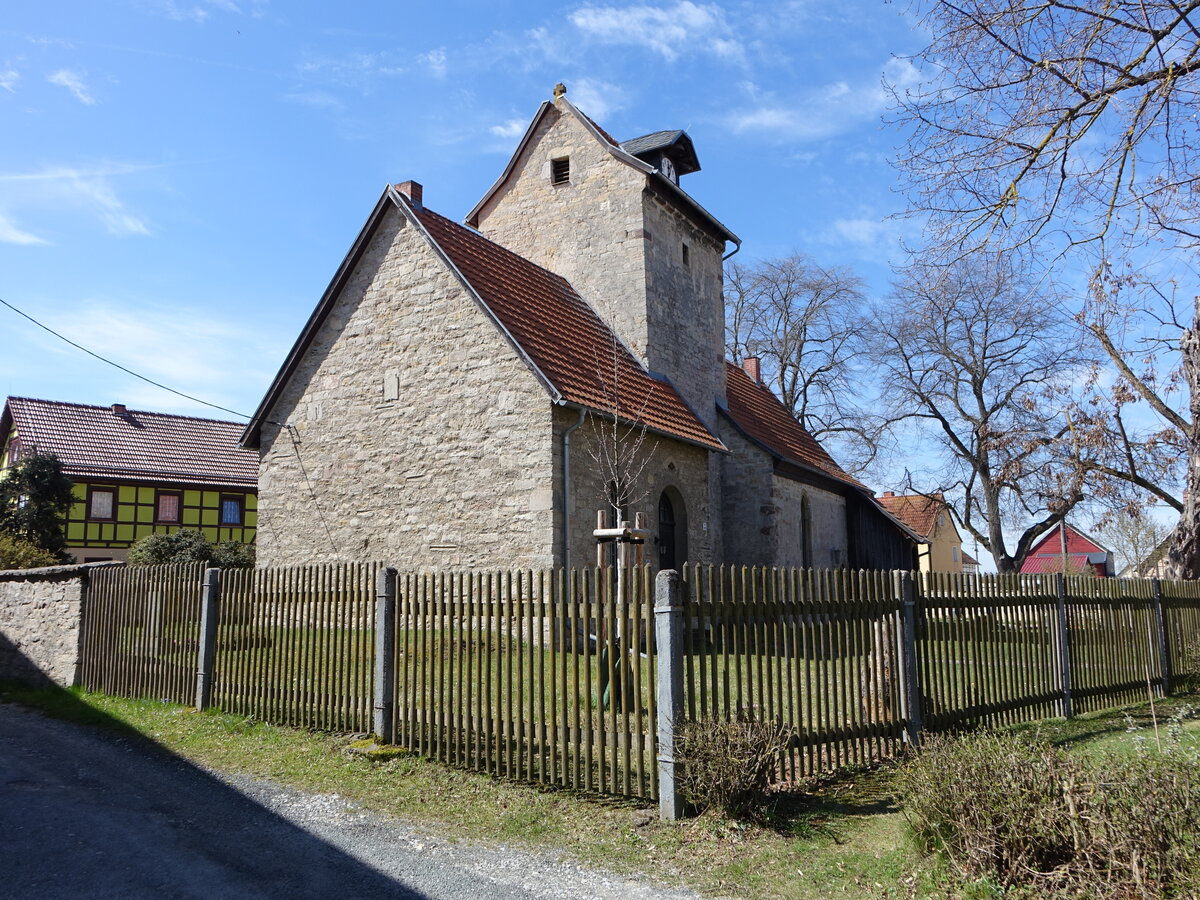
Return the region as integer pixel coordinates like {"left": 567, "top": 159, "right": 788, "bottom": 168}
{"left": 657, "top": 487, "right": 688, "bottom": 570}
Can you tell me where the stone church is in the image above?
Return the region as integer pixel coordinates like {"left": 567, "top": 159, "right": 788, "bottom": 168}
{"left": 242, "top": 88, "right": 917, "bottom": 570}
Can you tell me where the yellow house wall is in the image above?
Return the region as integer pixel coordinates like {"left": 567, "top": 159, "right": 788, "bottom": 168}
{"left": 63, "top": 480, "right": 257, "bottom": 562}
{"left": 917, "top": 515, "right": 963, "bottom": 573}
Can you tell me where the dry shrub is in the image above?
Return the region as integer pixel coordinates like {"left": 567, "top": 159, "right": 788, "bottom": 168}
{"left": 901, "top": 724, "right": 1200, "bottom": 898}
{"left": 676, "top": 715, "right": 787, "bottom": 817}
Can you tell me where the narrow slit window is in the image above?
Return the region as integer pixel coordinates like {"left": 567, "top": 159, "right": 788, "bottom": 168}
{"left": 682, "top": 242, "right": 690, "bottom": 266}
{"left": 551, "top": 157, "right": 570, "bottom": 185}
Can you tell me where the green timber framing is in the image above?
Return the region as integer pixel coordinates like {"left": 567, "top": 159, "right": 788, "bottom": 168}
{"left": 2, "top": 396, "right": 258, "bottom": 563}
{"left": 65, "top": 481, "right": 256, "bottom": 560}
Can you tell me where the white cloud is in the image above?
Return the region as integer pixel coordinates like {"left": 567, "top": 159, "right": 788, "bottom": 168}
{"left": 0, "top": 213, "right": 49, "bottom": 245}
{"left": 47, "top": 69, "right": 95, "bottom": 105}
{"left": 284, "top": 90, "right": 344, "bottom": 110}
{"left": 569, "top": 1, "right": 742, "bottom": 62}
{"left": 729, "top": 57, "right": 922, "bottom": 141}
{"left": 489, "top": 119, "right": 526, "bottom": 139}
{"left": 568, "top": 78, "right": 627, "bottom": 121}
{"left": 420, "top": 48, "right": 447, "bottom": 78}
{"left": 296, "top": 51, "right": 407, "bottom": 91}
{"left": 143, "top": 0, "right": 267, "bottom": 22}
{"left": 0, "top": 165, "right": 151, "bottom": 237}
{"left": 0, "top": 67, "right": 19, "bottom": 92}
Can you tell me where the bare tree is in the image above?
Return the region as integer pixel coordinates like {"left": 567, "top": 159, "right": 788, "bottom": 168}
{"left": 1066, "top": 267, "right": 1190, "bottom": 519}
{"left": 724, "top": 254, "right": 884, "bottom": 471}
{"left": 873, "top": 254, "right": 1091, "bottom": 572}
{"left": 584, "top": 330, "right": 658, "bottom": 525}
{"left": 1097, "top": 510, "right": 1174, "bottom": 575}
{"left": 890, "top": 0, "right": 1200, "bottom": 575}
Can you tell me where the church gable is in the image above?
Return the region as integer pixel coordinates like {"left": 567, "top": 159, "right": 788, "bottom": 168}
{"left": 252, "top": 195, "right": 557, "bottom": 567}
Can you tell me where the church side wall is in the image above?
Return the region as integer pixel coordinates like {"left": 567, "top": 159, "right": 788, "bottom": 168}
{"left": 718, "top": 418, "right": 849, "bottom": 568}
{"left": 256, "top": 206, "right": 556, "bottom": 568}
{"left": 473, "top": 105, "right": 653, "bottom": 368}
{"left": 718, "top": 419, "right": 777, "bottom": 566}
{"left": 772, "top": 475, "right": 848, "bottom": 569}
{"left": 558, "top": 407, "right": 718, "bottom": 569}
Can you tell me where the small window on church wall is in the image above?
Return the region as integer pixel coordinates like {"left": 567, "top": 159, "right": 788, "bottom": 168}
{"left": 682, "top": 243, "right": 690, "bottom": 266}
{"left": 551, "top": 157, "right": 570, "bottom": 185}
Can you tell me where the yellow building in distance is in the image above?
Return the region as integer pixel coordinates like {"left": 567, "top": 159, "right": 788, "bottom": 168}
{"left": 877, "top": 492, "right": 964, "bottom": 574}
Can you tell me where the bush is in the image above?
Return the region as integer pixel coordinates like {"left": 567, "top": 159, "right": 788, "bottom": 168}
{"left": 675, "top": 714, "right": 787, "bottom": 817}
{"left": 128, "top": 529, "right": 254, "bottom": 568}
{"left": 901, "top": 724, "right": 1200, "bottom": 898}
{"left": 0, "top": 532, "right": 61, "bottom": 570}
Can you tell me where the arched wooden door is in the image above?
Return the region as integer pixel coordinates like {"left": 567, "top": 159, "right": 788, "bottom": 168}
{"left": 658, "top": 489, "right": 687, "bottom": 570}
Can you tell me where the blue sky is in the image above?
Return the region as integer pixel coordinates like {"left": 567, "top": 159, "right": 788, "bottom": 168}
{"left": 0, "top": 0, "right": 925, "bottom": 420}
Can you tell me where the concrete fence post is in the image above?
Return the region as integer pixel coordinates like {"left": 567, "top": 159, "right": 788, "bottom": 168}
{"left": 1152, "top": 578, "right": 1173, "bottom": 696}
{"left": 195, "top": 567, "right": 221, "bottom": 711}
{"left": 1054, "top": 573, "right": 1074, "bottom": 719}
{"left": 374, "top": 567, "right": 398, "bottom": 742}
{"left": 897, "top": 571, "right": 924, "bottom": 747}
{"left": 655, "top": 568, "right": 685, "bottom": 821}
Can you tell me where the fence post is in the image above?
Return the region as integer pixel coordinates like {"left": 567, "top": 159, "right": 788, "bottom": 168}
{"left": 897, "top": 571, "right": 923, "bottom": 747}
{"left": 655, "top": 568, "right": 685, "bottom": 821}
{"left": 1054, "top": 573, "right": 1074, "bottom": 719}
{"left": 373, "top": 567, "right": 398, "bottom": 742}
{"left": 195, "top": 567, "right": 220, "bottom": 711}
{"left": 1152, "top": 578, "right": 1173, "bottom": 696}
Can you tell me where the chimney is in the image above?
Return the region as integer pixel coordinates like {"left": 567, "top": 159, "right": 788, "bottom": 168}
{"left": 742, "top": 356, "right": 761, "bottom": 384}
{"left": 882, "top": 491, "right": 894, "bottom": 498}
{"left": 396, "top": 180, "right": 423, "bottom": 208}
{"left": 111, "top": 403, "right": 127, "bottom": 416}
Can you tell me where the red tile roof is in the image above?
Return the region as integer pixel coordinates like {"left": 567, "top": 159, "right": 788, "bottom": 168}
{"left": 1019, "top": 554, "right": 1106, "bottom": 576}
{"left": 412, "top": 204, "right": 724, "bottom": 451}
{"left": 722, "top": 363, "right": 862, "bottom": 487}
{"left": 876, "top": 493, "right": 946, "bottom": 538}
{"left": 3, "top": 396, "right": 257, "bottom": 488}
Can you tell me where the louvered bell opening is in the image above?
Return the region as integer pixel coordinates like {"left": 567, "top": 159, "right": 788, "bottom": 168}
{"left": 551, "top": 157, "right": 570, "bottom": 185}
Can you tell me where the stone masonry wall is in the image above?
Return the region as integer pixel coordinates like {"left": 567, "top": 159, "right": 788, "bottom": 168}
{"left": 473, "top": 101, "right": 655, "bottom": 370}
{"left": 718, "top": 419, "right": 778, "bottom": 566}
{"left": 772, "top": 475, "right": 848, "bottom": 569}
{"left": 717, "top": 418, "right": 849, "bottom": 568}
{"left": 256, "top": 203, "right": 557, "bottom": 568}
{"left": 559, "top": 406, "right": 718, "bottom": 569}
{"left": 641, "top": 189, "right": 727, "bottom": 429}
{"left": 0, "top": 563, "right": 106, "bottom": 687}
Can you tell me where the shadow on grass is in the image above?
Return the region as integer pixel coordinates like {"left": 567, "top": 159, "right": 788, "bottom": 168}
{"left": 0, "top": 632, "right": 430, "bottom": 899}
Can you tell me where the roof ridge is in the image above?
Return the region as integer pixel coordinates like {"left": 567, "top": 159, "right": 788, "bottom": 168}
{"left": 7, "top": 395, "right": 246, "bottom": 427}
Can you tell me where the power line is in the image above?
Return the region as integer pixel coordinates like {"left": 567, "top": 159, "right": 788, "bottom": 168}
{"left": 2, "top": 295, "right": 342, "bottom": 556}
{"left": 0, "top": 295, "right": 254, "bottom": 420}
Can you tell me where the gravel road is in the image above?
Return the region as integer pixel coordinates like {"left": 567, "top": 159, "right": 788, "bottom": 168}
{"left": 0, "top": 701, "right": 712, "bottom": 900}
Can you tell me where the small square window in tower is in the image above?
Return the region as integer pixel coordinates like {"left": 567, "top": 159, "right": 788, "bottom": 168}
{"left": 550, "top": 157, "right": 570, "bottom": 185}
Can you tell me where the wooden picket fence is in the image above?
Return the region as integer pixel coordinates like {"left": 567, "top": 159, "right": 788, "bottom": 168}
{"left": 77, "top": 562, "right": 1200, "bottom": 802}
{"left": 388, "top": 567, "right": 658, "bottom": 799}
{"left": 212, "top": 562, "right": 378, "bottom": 732}
{"left": 79, "top": 563, "right": 205, "bottom": 704}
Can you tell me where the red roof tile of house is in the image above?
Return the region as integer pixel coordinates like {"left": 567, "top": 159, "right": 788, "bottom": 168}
{"left": 412, "top": 205, "right": 725, "bottom": 452}
{"left": 876, "top": 493, "right": 946, "bottom": 538}
{"left": 722, "top": 363, "right": 862, "bottom": 488}
{"left": 3, "top": 396, "right": 257, "bottom": 488}
{"left": 1019, "top": 554, "right": 1105, "bottom": 576}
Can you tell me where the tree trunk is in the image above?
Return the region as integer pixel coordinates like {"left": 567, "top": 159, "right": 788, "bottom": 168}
{"left": 1168, "top": 299, "right": 1200, "bottom": 579}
